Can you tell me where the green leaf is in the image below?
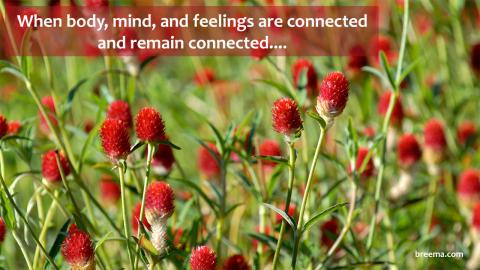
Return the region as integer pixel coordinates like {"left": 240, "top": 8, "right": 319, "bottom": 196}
{"left": 397, "top": 57, "right": 422, "bottom": 88}
{"left": 362, "top": 66, "right": 385, "bottom": 82}
{"left": 1, "top": 67, "right": 29, "bottom": 85}
{"left": 94, "top": 231, "right": 113, "bottom": 251}
{"left": 63, "top": 78, "right": 88, "bottom": 117}
{"left": 380, "top": 51, "right": 395, "bottom": 89}
{"left": 205, "top": 121, "right": 225, "bottom": 155}
{"left": 263, "top": 203, "right": 296, "bottom": 231}
{"left": 45, "top": 219, "right": 71, "bottom": 270}
{"left": 130, "top": 141, "right": 145, "bottom": 154}
{"left": 255, "top": 79, "right": 294, "bottom": 99}
{"left": 157, "top": 140, "right": 181, "bottom": 150}
{"left": 306, "top": 110, "right": 326, "bottom": 129}
{"left": 256, "top": 155, "right": 288, "bottom": 165}
{"left": 302, "top": 202, "right": 348, "bottom": 233}
{"left": 0, "top": 191, "right": 16, "bottom": 230}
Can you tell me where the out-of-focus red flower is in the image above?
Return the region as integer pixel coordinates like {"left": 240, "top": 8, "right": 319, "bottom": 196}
{"left": 350, "top": 147, "right": 375, "bottom": 178}
{"left": 320, "top": 218, "right": 339, "bottom": 248}
{"left": 194, "top": 68, "right": 216, "bottom": 86}
{"left": 472, "top": 202, "right": 480, "bottom": 230}
{"left": 371, "top": 36, "right": 396, "bottom": 65}
{"left": 250, "top": 47, "right": 271, "bottom": 61}
{"left": 132, "top": 202, "right": 151, "bottom": 234}
{"left": 258, "top": 139, "right": 282, "bottom": 169}
{"left": 197, "top": 143, "right": 221, "bottom": 179}
{"left": 423, "top": 119, "right": 447, "bottom": 165}
{"left": 271, "top": 98, "right": 303, "bottom": 136}
{"left": 100, "top": 175, "right": 120, "bottom": 207}
{"left": 106, "top": 100, "right": 133, "bottom": 128}
{"left": 83, "top": 120, "right": 94, "bottom": 133}
{"left": 152, "top": 142, "right": 175, "bottom": 175}
{"left": 100, "top": 119, "right": 131, "bottom": 161}
{"left": 457, "top": 169, "right": 480, "bottom": 208}
{"left": 347, "top": 45, "right": 369, "bottom": 72}
{"left": 42, "top": 150, "right": 70, "bottom": 183}
{"left": 135, "top": 107, "right": 166, "bottom": 143}
{"left": 61, "top": 224, "right": 95, "bottom": 270}
{"left": 145, "top": 181, "right": 175, "bottom": 225}
{"left": 275, "top": 203, "right": 296, "bottom": 225}
{"left": 457, "top": 121, "right": 477, "bottom": 146}
{"left": 291, "top": 59, "right": 318, "bottom": 97}
{"left": 252, "top": 225, "right": 271, "bottom": 250}
{"left": 39, "top": 96, "right": 58, "bottom": 134}
{"left": 471, "top": 43, "right": 480, "bottom": 74}
{"left": 190, "top": 246, "right": 217, "bottom": 270}
{"left": 0, "top": 116, "right": 8, "bottom": 139}
{"left": 223, "top": 254, "right": 250, "bottom": 270}
{"left": 377, "top": 92, "right": 404, "bottom": 126}
{"left": 363, "top": 126, "right": 376, "bottom": 139}
{"left": 0, "top": 218, "right": 6, "bottom": 243}
{"left": 316, "top": 72, "right": 350, "bottom": 120}
{"left": 397, "top": 133, "right": 422, "bottom": 168}
{"left": 84, "top": 0, "right": 108, "bottom": 7}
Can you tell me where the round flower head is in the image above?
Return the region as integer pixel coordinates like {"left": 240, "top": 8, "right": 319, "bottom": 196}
{"left": 0, "top": 218, "right": 6, "bottom": 243}
{"left": 457, "top": 169, "right": 480, "bottom": 207}
{"left": 320, "top": 218, "right": 339, "bottom": 248}
{"left": 351, "top": 147, "right": 375, "bottom": 178}
{"left": 223, "top": 254, "right": 250, "bottom": 270}
{"left": 190, "top": 246, "right": 217, "bottom": 270}
{"left": 39, "top": 96, "right": 58, "bottom": 133}
{"left": 292, "top": 59, "right": 318, "bottom": 97}
{"left": 132, "top": 202, "right": 151, "bottom": 234}
{"left": 316, "top": 72, "right": 349, "bottom": 120}
{"left": 0, "top": 115, "right": 7, "bottom": 139}
{"left": 100, "top": 175, "right": 120, "bottom": 206}
{"left": 377, "top": 92, "right": 404, "bottom": 126}
{"left": 135, "top": 107, "right": 166, "bottom": 142}
{"left": 7, "top": 120, "right": 21, "bottom": 135}
{"left": 423, "top": 119, "right": 447, "bottom": 165}
{"left": 271, "top": 97, "right": 303, "bottom": 136}
{"left": 197, "top": 143, "right": 221, "bottom": 179}
{"left": 61, "top": 224, "right": 95, "bottom": 270}
{"left": 107, "top": 100, "right": 133, "bottom": 128}
{"left": 457, "top": 121, "right": 477, "bottom": 146}
{"left": 100, "top": 119, "right": 131, "bottom": 161}
{"left": 259, "top": 139, "right": 282, "bottom": 169}
{"left": 145, "top": 181, "right": 175, "bottom": 225}
{"left": 42, "top": 150, "right": 71, "bottom": 183}
{"left": 471, "top": 43, "right": 480, "bottom": 74}
{"left": 194, "top": 68, "right": 216, "bottom": 86}
{"left": 397, "top": 133, "right": 422, "bottom": 168}
{"left": 473, "top": 202, "right": 480, "bottom": 231}
{"left": 152, "top": 143, "right": 175, "bottom": 175}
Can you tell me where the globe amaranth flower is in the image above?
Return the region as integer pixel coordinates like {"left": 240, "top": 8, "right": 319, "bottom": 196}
{"left": 377, "top": 91, "right": 404, "bottom": 127}
{"left": 291, "top": 59, "right": 318, "bottom": 97}
{"left": 107, "top": 100, "right": 133, "bottom": 128}
{"left": 271, "top": 97, "right": 303, "bottom": 137}
{"left": 457, "top": 169, "right": 480, "bottom": 209}
{"left": 259, "top": 139, "right": 282, "bottom": 169}
{"left": 316, "top": 72, "right": 349, "bottom": 122}
{"left": 135, "top": 107, "right": 166, "bottom": 143}
{"left": 423, "top": 118, "right": 447, "bottom": 169}
{"left": 100, "top": 119, "right": 131, "bottom": 161}
{"left": 190, "top": 246, "right": 217, "bottom": 270}
{"left": 61, "top": 224, "right": 95, "bottom": 270}
{"left": 197, "top": 143, "right": 221, "bottom": 179}
{"left": 42, "top": 150, "right": 71, "bottom": 183}
{"left": 223, "top": 254, "right": 250, "bottom": 270}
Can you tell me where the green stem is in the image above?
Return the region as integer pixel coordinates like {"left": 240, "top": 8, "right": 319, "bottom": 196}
{"left": 292, "top": 126, "right": 326, "bottom": 268}
{"left": 118, "top": 165, "right": 135, "bottom": 269}
{"left": 33, "top": 189, "right": 59, "bottom": 269}
{"left": 216, "top": 162, "right": 228, "bottom": 259}
{"left": 134, "top": 143, "right": 155, "bottom": 269}
{"left": 12, "top": 231, "right": 33, "bottom": 270}
{"left": 272, "top": 141, "right": 296, "bottom": 269}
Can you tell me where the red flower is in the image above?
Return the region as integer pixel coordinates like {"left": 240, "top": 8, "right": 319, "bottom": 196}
{"left": 41, "top": 150, "right": 70, "bottom": 183}
{"left": 135, "top": 107, "right": 166, "bottom": 143}
{"left": 132, "top": 202, "right": 151, "bottom": 234}
{"left": 197, "top": 143, "right": 221, "bottom": 179}
{"left": 471, "top": 43, "right": 480, "bottom": 74}
{"left": 363, "top": 126, "right": 376, "bottom": 139}
{"left": 84, "top": 0, "right": 108, "bottom": 7}
{"left": 100, "top": 119, "right": 131, "bottom": 161}
{"left": 457, "top": 121, "right": 476, "bottom": 146}
{"left": 100, "top": 175, "right": 120, "bottom": 206}
{"left": 107, "top": 100, "right": 133, "bottom": 128}
{"left": 424, "top": 119, "right": 447, "bottom": 151}
{"left": 190, "top": 246, "right": 217, "bottom": 270}
{"left": 223, "top": 254, "right": 250, "bottom": 270}
{"left": 457, "top": 169, "right": 480, "bottom": 202}
{"left": 351, "top": 147, "right": 375, "bottom": 178}
{"left": 39, "top": 96, "right": 58, "bottom": 133}
{"left": 347, "top": 45, "right": 369, "bottom": 72}
{"left": 377, "top": 92, "right": 404, "bottom": 126}
{"left": 250, "top": 47, "right": 271, "bottom": 61}
{"left": 61, "top": 224, "right": 95, "bottom": 270}
{"left": 371, "top": 36, "right": 396, "bottom": 65}
{"left": 145, "top": 181, "right": 175, "bottom": 225}
{"left": 271, "top": 98, "right": 303, "bottom": 136}
{"left": 275, "top": 204, "right": 295, "bottom": 225}
{"left": 292, "top": 59, "right": 318, "bottom": 97}
{"left": 320, "top": 218, "right": 339, "bottom": 248}
{"left": 259, "top": 139, "right": 282, "bottom": 168}
{"left": 397, "top": 133, "right": 422, "bottom": 168}
{"left": 7, "top": 120, "right": 21, "bottom": 135}
{"left": 194, "top": 68, "right": 216, "bottom": 86}
{"left": 473, "top": 202, "right": 480, "bottom": 231}
{"left": 0, "top": 115, "right": 7, "bottom": 139}
{"left": 316, "top": 72, "right": 350, "bottom": 119}
{"left": 0, "top": 218, "right": 6, "bottom": 243}
{"left": 152, "top": 143, "right": 175, "bottom": 175}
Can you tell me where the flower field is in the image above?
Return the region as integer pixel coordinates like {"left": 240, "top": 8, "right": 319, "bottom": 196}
{"left": 0, "top": 0, "right": 479, "bottom": 269}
